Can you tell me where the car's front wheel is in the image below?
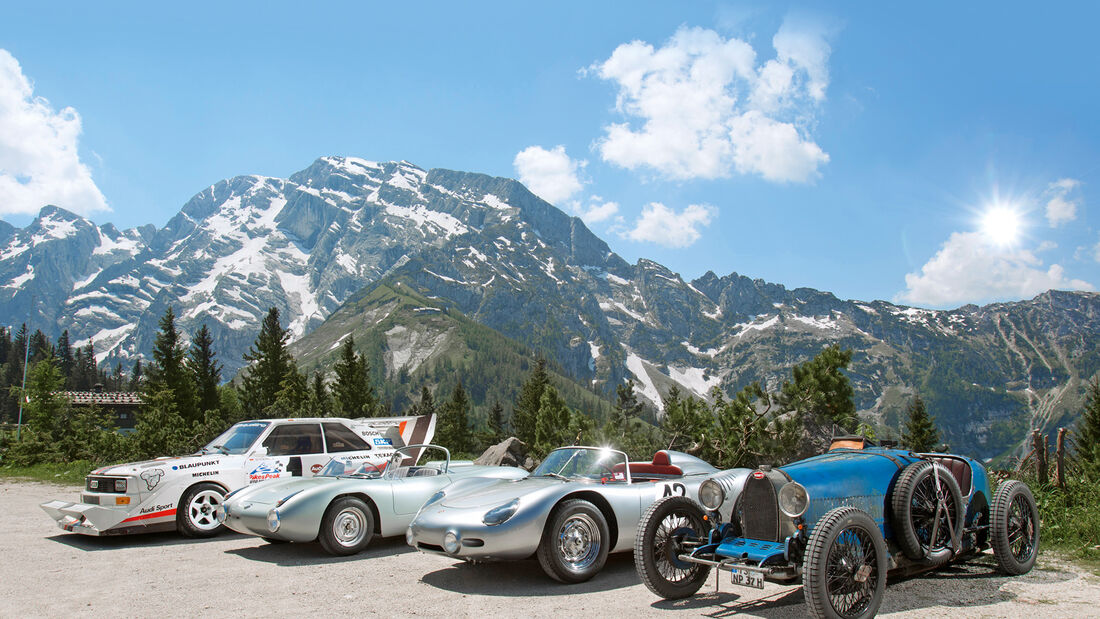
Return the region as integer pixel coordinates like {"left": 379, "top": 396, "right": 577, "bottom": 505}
{"left": 177, "top": 483, "right": 227, "bottom": 538}
{"left": 318, "top": 497, "right": 375, "bottom": 556}
{"left": 802, "top": 506, "right": 887, "bottom": 619}
{"left": 537, "top": 499, "right": 610, "bottom": 583}
{"left": 634, "top": 496, "right": 712, "bottom": 599}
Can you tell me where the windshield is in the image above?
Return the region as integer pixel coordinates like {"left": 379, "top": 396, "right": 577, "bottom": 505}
{"left": 533, "top": 447, "right": 628, "bottom": 482}
{"left": 201, "top": 421, "right": 269, "bottom": 455}
{"left": 316, "top": 458, "right": 386, "bottom": 478}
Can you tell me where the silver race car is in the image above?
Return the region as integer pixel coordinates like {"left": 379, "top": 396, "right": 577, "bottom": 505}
{"left": 218, "top": 444, "right": 529, "bottom": 555}
{"left": 407, "top": 446, "right": 718, "bottom": 583}
{"left": 41, "top": 415, "right": 435, "bottom": 538}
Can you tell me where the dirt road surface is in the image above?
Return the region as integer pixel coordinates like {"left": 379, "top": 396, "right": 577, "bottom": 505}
{"left": 3, "top": 480, "right": 1099, "bottom": 618}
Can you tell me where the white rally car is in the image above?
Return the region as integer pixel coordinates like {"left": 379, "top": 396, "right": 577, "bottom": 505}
{"left": 41, "top": 414, "right": 436, "bottom": 537}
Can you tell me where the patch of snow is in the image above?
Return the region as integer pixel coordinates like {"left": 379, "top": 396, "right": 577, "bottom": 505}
{"left": 856, "top": 304, "right": 878, "bottom": 315}
{"left": 599, "top": 301, "right": 647, "bottom": 323}
{"left": 625, "top": 352, "right": 664, "bottom": 411}
{"left": 278, "top": 270, "right": 323, "bottom": 339}
{"left": 384, "top": 204, "right": 468, "bottom": 237}
{"left": 37, "top": 216, "right": 77, "bottom": 240}
{"left": 93, "top": 230, "right": 141, "bottom": 256}
{"left": 481, "top": 194, "right": 512, "bottom": 210}
{"left": 5, "top": 264, "right": 34, "bottom": 288}
{"left": 787, "top": 314, "right": 841, "bottom": 331}
{"left": 74, "top": 323, "right": 137, "bottom": 364}
{"left": 668, "top": 366, "right": 721, "bottom": 398}
{"left": 702, "top": 306, "right": 723, "bottom": 320}
{"left": 335, "top": 252, "right": 358, "bottom": 274}
{"left": 683, "top": 341, "right": 718, "bottom": 357}
{"left": 735, "top": 315, "right": 780, "bottom": 337}
{"left": 606, "top": 273, "right": 630, "bottom": 286}
{"left": 72, "top": 269, "right": 103, "bottom": 290}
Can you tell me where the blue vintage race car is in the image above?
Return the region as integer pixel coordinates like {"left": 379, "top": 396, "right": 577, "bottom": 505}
{"left": 634, "top": 436, "right": 1040, "bottom": 619}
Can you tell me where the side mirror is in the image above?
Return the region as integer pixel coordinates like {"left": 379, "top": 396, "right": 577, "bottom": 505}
{"left": 251, "top": 446, "right": 268, "bottom": 457}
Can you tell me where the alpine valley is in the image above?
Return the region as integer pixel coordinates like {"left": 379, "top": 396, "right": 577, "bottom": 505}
{"left": 2, "top": 157, "right": 1098, "bottom": 459}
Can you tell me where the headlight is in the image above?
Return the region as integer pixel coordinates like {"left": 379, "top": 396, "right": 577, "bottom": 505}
{"left": 778, "top": 482, "right": 809, "bottom": 518}
{"left": 482, "top": 499, "right": 519, "bottom": 526}
{"left": 699, "top": 479, "right": 725, "bottom": 510}
{"left": 267, "top": 509, "right": 280, "bottom": 532}
{"left": 443, "top": 531, "right": 460, "bottom": 554}
{"left": 215, "top": 505, "right": 227, "bottom": 523}
{"left": 88, "top": 479, "right": 99, "bottom": 490}
{"left": 114, "top": 479, "right": 127, "bottom": 492}
{"left": 406, "top": 527, "right": 415, "bottom": 546}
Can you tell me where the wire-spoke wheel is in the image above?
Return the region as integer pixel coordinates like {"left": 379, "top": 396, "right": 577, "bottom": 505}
{"left": 537, "top": 499, "right": 609, "bottom": 583}
{"left": 177, "top": 483, "right": 226, "bottom": 538}
{"left": 890, "top": 461, "right": 964, "bottom": 565}
{"left": 635, "top": 496, "right": 712, "bottom": 599}
{"left": 991, "top": 480, "right": 1039, "bottom": 575}
{"left": 803, "top": 506, "right": 886, "bottom": 619}
{"left": 319, "top": 497, "right": 375, "bottom": 556}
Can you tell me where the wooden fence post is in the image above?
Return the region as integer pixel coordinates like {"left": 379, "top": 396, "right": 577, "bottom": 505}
{"left": 1033, "top": 430, "right": 1048, "bottom": 486}
{"left": 1056, "top": 428, "right": 1067, "bottom": 489}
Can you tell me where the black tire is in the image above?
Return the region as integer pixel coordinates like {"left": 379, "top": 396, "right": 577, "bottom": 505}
{"left": 318, "top": 497, "right": 375, "bottom": 556}
{"left": 176, "top": 483, "right": 227, "bottom": 538}
{"left": 634, "top": 496, "right": 712, "bottom": 599}
{"left": 802, "top": 506, "right": 887, "bottom": 619}
{"left": 991, "top": 480, "right": 1039, "bottom": 575}
{"left": 537, "top": 499, "right": 610, "bottom": 583}
{"left": 890, "top": 460, "right": 965, "bottom": 565}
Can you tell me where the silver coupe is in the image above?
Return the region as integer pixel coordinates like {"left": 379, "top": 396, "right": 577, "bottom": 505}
{"left": 406, "top": 446, "right": 718, "bottom": 583}
{"left": 217, "top": 444, "right": 528, "bottom": 555}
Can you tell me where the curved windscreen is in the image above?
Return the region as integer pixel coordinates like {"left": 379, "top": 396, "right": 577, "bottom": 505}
{"left": 201, "top": 421, "right": 269, "bottom": 455}
{"left": 533, "top": 447, "right": 628, "bottom": 482}
{"left": 316, "top": 458, "right": 386, "bottom": 478}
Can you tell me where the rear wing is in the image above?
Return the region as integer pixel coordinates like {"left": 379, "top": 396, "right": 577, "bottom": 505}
{"left": 349, "top": 414, "right": 436, "bottom": 459}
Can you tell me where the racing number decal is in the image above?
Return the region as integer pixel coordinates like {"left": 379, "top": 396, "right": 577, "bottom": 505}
{"left": 656, "top": 482, "right": 687, "bottom": 499}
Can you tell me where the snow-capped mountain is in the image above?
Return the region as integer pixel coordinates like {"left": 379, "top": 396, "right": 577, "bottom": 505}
{"left": 2, "top": 156, "right": 1098, "bottom": 458}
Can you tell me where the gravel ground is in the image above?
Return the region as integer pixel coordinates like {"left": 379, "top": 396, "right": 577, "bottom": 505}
{"left": 3, "top": 480, "right": 1099, "bottom": 618}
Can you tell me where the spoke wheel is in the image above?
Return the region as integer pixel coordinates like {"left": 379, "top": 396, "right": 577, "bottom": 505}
{"left": 803, "top": 506, "right": 886, "bottom": 619}
{"left": 319, "top": 497, "right": 375, "bottom": 556}
{"left": 890, "top": 461, "right": 964, "bottom": 565}
{"left": 991, "top": 480, "right": 1039, "bottom": 575}
{"left": 176, "top": 483, "right": 227, "bottom": 538}
{"left": 635, "top": 496, "right": 711, "bottom": 600}
{"left": 537, "top": 499, "right": 610, "bottom": 583}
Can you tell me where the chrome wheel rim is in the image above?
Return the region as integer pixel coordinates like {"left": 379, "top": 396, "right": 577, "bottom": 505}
{"left": 652, "top": 509, "right": 703, "bottom": 583}
{"left": 188, "top": 490, "right": 223, "bottom": 530}
{"left": 333, "top": 508, "right": 367, "bottom": 547}
{"left": 557, "top": 513, "right": 601, "bottom": 571}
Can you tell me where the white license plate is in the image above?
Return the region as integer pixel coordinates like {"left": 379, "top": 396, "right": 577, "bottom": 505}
{"left": 730, "top": 568, "right": 765, "bottom": 589}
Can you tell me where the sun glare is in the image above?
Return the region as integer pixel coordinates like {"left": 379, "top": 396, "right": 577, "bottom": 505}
{"left": 980, "top": 205, "right": 1022, "bottom": 246}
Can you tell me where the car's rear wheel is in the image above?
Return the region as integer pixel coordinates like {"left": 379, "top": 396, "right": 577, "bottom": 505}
{"left": 177, "top": 483, "right": 227, "bottom": 538}
{"left": 634, "top": 496, "right": 712, "bottom": 599}
{"left": 802, "top": 506, "right": 887, "bottom": 619}
{"left": 991, "top": 480, "right": 1039, "bottom": 575}
{"left": 319, "top": 497, "right": 375, "bottom": 556}
{"left": 890, "top": 460, "right": 964, "bottom": 565}
{"left": 537, "top": 499, "right": 610, "bottom": 583}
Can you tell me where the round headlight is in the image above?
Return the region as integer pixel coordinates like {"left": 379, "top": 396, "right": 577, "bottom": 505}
{"left": 406, "top": 527, "right": 416, "bottom": 547}
{"left": 443, "top": 531, "right": 460, "bottom": 554}
{"left": 215, "top": 505, "right": 227, "bottom": 524}
{"left": 267, "top": 508, "right": 281, "bottom": 533}
{"left": 699, "top": 479, "right": 725, "bottom": 511}
{"left": 778, "top": 482, "right": 809, "bottom": 518}
{"left": 482, "top": 499, "right": 519, "bottom": 526}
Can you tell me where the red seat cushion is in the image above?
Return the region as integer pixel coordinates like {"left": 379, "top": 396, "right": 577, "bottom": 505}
{"left": 613, "top": 451, "right": 682, "bottom": 477}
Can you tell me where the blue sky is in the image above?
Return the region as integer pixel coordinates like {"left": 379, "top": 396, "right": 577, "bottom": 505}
{"left": 2, "top": 2, "right": 1098, "bottom": 308}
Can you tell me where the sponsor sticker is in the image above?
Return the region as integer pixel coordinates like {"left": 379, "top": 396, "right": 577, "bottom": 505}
{"left": 310, "top": 464, "right": 323, "bottom": 474}
{"left": 373, "top": 438, "right": 393, "bottom": 446}
{"left": 140, "top": 468, "right": 165, "bottom": 490}
{"left": 752, "top": 471, "right": 766, "bottom": 480}
{"left": 173, "top": 460, "right": 219, "bottom": 471}
{"left": 192, "top": 470, "right": 219, "bottom": 478}
{"left": 139, "top": 503, "right": 174, "bottom": 515}
{"left": 248, "top": 461, "right": 283, "bottom": 483}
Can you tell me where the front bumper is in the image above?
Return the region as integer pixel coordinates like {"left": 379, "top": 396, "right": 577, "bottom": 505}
{"left": 219, "top": 501, "right": 314, "bottom": 542}
{"left": 406, "top": 503, "right": 542, "bottom": 561}
{"left": 40, "top": 498, "right": 175, "bottom": 536}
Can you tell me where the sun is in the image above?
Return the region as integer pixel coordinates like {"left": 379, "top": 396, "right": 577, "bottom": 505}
{"left": 980, "top": 205, "right": 1022, "bottom": 246}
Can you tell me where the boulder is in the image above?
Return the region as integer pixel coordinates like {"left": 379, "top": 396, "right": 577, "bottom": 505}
{"left": 475, "top": 437, "right": 530, "bottom": 469}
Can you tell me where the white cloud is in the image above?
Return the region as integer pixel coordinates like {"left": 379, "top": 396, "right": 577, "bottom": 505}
{"left": 1044, "top": 178, "right": 1080, "bottom": 227}
{"left": 899, "top": 231, "right": 1093, "bottom": 307}
{"left": 590, "top": 21, "right": 831, "bottom": 183}
{"left": 624, "top": 202, "right": 716, "bottom": 248}
{"left": 513, "top": 145, "right": 586, "bottom": 205}
{"left": 575, "top": 196, "right": 619, "bottom": 224}
{"left": 0, "top": 49, "right": 108, "bottom": 217}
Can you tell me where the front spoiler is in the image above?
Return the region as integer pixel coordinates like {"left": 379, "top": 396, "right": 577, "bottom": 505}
{"left": 40, "top": 499, "right": 175, "bottom": 536}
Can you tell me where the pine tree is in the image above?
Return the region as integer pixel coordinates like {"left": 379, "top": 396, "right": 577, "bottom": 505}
{"left": 487, "top": 400, "right": 505, "bottom": 442}
{"left": 240, "top": 308, "right": 299, "bottom": 416}
{"left": 187, "top": 324, "right": 223, "bottom": 416}
{"left": 302, "top": 371, "right": 331, "bottom": 417}
{"left": 271, "top": 367, "right": 308, "bottom": 415}
{"left": 144, "top": 307, "right": 198, "bottom": 424}
{"left": 332, "top": 335, "right": 378, "bottom": 417}
{"left": 901, "top": 396, "right": 939, "bottom": 452}
{"left": 1075, "top": 378, "right": 1100, "bottom": 471}
{"left": 409, "top": 385, "right": 436, "bottom": 418}
{"left": 534, "top": 385, "right": 571, "bottom": 455}
{"left": 56, "top": 330, "right": 74, "bottom": 387}
{"left": 609, "top": 379, "right": 644, "bottom": 436}
{"left": 513, "top": 358, "right": 549, "bottom": 445}
{"left": 128, "top": 360, "right": 144, "bottom": 392}
{"left": 438, "top": 382, "right": 471, "bottom": 452}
